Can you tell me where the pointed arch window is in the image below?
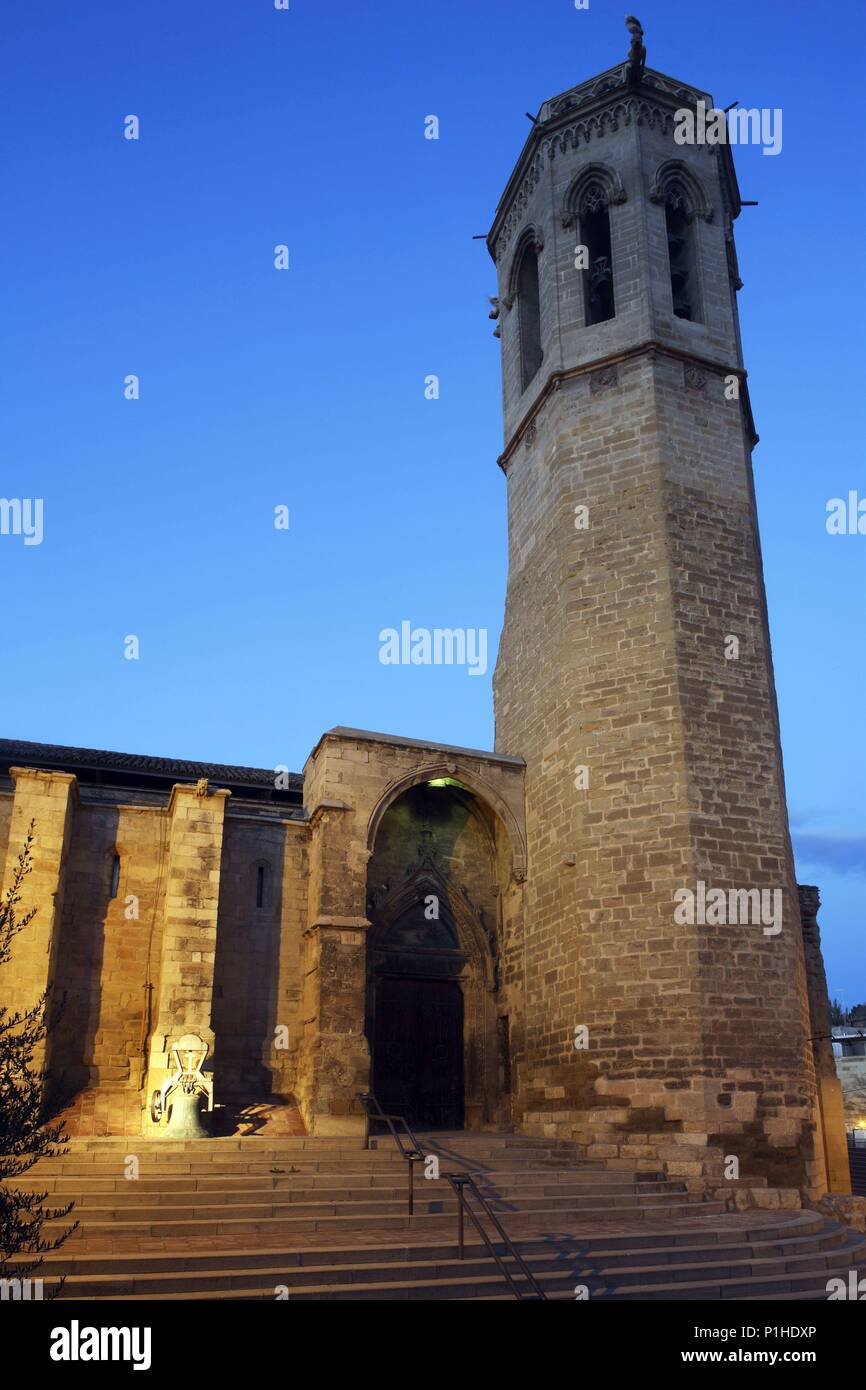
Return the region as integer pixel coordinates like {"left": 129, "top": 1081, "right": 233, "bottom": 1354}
{"left": 649, "top": 162, "right": 712, "bottom": 325}
{"left": 664, "top": 189, "right": 702, "bottom": 323}
{"left": 562, "top": 164, "right": 625, "bottom": 330}
{"left": 514, "top": 239, "right": 543, "bottom": 391}
{"left": 109, "top": 853, "right": 121, "bottom": 899}
{"left": 579, "top": 182, "right": 615, "bottom": 326}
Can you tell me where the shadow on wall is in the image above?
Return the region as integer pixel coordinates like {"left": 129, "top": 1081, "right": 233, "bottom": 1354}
{"left": 45, "top": 806, "right": 120, "bottom": 1109}
{"left": 212, "top": 825, "right": 289, "bottom": 1103}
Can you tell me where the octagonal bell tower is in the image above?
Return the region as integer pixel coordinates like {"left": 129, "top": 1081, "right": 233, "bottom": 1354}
{"left": 489, "top": 22, "right": 826, "bottom": 1191}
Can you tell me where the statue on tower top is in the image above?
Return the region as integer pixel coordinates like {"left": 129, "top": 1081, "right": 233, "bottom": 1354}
{"left": 625, "top": 16, "right": 646, "bottom": 87}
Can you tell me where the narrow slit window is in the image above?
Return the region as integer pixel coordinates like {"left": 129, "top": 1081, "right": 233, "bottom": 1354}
{"left": 109, "top": 854, "right": 120, "bottom": 900}
{"left": 580, "top": 188, "right": 615, "bottom": 326}
{"left": 517, "top": 243, "right": 542, "bottom": 390}
{"left": 256, "top": 865, "right": 265, "bottom": 910}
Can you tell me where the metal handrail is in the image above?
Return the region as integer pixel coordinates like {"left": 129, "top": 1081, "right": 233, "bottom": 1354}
{"left": 356, "top": 1091, "right": 547, "bottom": 1300}
{"left": 444, "top": 1172, "right": 546, "bottom": 1300}
{"left": 357, "top": 1092, "right": 425, "bottom": 1159}
{"left": 357, "top": 1092, "right": 425, "bottom": 1214}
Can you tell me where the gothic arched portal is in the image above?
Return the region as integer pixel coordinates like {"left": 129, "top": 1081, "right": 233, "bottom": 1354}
{"left": 365, "top": 781, "right": 505, "bottom": 1131}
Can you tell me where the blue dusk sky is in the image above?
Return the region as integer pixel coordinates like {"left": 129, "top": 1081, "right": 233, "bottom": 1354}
{"left": 1, "top": 0, "right": 863, "bottom": 1000}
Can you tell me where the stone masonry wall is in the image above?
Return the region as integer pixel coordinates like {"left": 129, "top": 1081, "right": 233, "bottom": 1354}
{"left": 295, "top": 729, "right": 526, "bottom": 1134}
{"left": 0, "top": 792, "right": 12, "bottom": 870}
{"left": 213, "top": 815, "right": 307, "bottom": 1101}
{"left": 0, "top": 766, "right": 313, "bottom": 1132}
{"left": 50, "top": 802, "right": 169, "bottom": 1101}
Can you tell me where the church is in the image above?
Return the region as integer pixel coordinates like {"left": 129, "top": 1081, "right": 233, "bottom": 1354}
{"left": 0, "top": 21, "right": 850, "bottom": 1202}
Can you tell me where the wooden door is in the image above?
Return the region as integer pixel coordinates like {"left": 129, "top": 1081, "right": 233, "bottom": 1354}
{"left": 372, "top": 977, "right": 464, "bottom": 1130}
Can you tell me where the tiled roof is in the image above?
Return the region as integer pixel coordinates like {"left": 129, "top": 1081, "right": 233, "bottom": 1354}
{"left": 0, "top": 738, "right": 303, "bottom": 796}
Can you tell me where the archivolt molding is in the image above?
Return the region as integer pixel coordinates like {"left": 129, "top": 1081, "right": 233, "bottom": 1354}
{"left": 492, "top": 150, "right": 544, "bottom": 266}
{"left": 365, "top": 760, "right": 527, "bottom": 885}
{"left": 649, "top": 159, "right": 714, "bottom": 222}
{"left": 493, "top": 97, "right": 688, "bottom": 263}
{"left": 367, "top": 864, "right": 497, "bottom": 994}
{"left": 561, "top": 162, "right": 627, "bottom": 229}
{"left": 504, "top": 223, "right": 545, "bottom": 308}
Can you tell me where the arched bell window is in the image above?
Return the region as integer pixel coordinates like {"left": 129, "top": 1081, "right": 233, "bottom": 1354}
{"left": 649, "top": 162, "right": 712, "bottom": 326}
{"left": 516, "top": 241, "right": 543, "bottom": 390}
{"left": 579, "top": 181, "right": 616, "bottom": 326}
{"left": 664, "top": 187, "right": 702, "bottom": 323}
{"left": 562, "top": 164, "right": 625, "bottom": 330}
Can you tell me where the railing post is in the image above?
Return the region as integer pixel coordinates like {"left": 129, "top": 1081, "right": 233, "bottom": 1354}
{"left": 357, "top": 1092, "right": 546, "bottom": 1296}
{"left": 453, "top": 1176, "right": 466, "bottom": 1259}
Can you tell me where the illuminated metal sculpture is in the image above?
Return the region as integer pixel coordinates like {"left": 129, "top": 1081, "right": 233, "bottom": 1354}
{"left": 150, "top": 1033, "right": 213, "bottom": 1136}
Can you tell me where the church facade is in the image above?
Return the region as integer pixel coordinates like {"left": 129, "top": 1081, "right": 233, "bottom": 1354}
{"left": 0, "top": 31, "right": 849, "bottom": 1196}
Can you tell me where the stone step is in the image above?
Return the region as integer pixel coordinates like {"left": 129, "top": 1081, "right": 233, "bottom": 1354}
{"left": 45, "top": 1238, "right": 862, "bottom": 1301}
{"left": 741, "top": 1290, "right": 829, "bottom": 1301}
{"left": 46, "top": 1252, "right": 569, "bottom": 1298}
{"left": 23, "top": 1145, "right": 589, "bottom": 1167}
{"left": 19, "top": 1212, "right": 840, "bottom": 1277}
{"left": 13, "top": 1178, "right": 684, "bottom": 1205}
{"left": 39, "top": 1185, "right": 699, "bottom": 1221}
{"left": 566, "top": 1248, "right": 866, "bottom": 1302}
{"left": 55, "top": 1272, "right": 549, "bottom": 1300}
{"left": 16, "top": 1158, "right": 601, "bottom": 1179}
{"left": 8, "top": 1169, "right": 652, "bottom": 1193}
{"left": 11, "top": 1131, "right": 854, "bottom": 1301}
{"left": 568, "top": 1227, "right": 849, "bottom": 1268}
{"left": 55, "top": 1140, "right": 365, "bottom": 1155}
{"left": 47, "top": 1245, "right": 866, "bottom": 1303}
{"left": 570, "top": 1241, "right": 862, "bottom": 1288}
{"left": 49, "top": 1136, "right": 580, "bottom": 1157}
{"left": 31, "top": 1150, "right": 404, "bottom": 1165}
{"left": 50, "top": 1197, "right": 727, "bottom": 1245}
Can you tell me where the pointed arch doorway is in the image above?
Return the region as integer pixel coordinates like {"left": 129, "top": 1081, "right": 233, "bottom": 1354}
{"left": 365, "top": 776, "right": 509, "bottom": 1133}
{"left": 368, "top": 900, "right": 466, "bottom": 1130}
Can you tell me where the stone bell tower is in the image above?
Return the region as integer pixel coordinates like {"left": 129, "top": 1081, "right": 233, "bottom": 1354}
{"left": 489, "top": 22, "right": 826, "bottom": 1191}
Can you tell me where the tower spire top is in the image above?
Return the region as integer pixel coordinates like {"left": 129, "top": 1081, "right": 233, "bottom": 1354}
{"left": 625, "top": 15, "right": 646, "bottom": 86}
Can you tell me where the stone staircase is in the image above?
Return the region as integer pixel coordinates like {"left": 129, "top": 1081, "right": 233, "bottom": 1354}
{"left": 6, "top": 1133, "right": 864, "bottom": 1300}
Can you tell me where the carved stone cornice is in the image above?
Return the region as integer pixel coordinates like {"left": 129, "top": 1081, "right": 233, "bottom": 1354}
{"left": 492, "top": 94, "right": 717, "bottom": 265}
{"left": 168, "top": 782, "right": 230, "bottom": 816}
{"left": 306, "top": 799, "right": 352, "bottom": 831}
{"left": 493, "top": 153, "right": 544, "bottom": 266}
{"left": 540, "top": 65, "right": 709, "bottom": 125}
{"left": 9, "top": 765, "right": 81, "bottom": 808}
{"left": 496, "top": 340, "right": 755, "bottom": 472}
{"left": 543, "top": 97, "right": 679, "bottom": 163}
{"left": 304, "top": 915, "right": 371, "bottom": 937}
